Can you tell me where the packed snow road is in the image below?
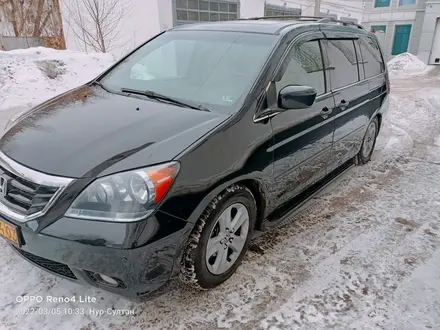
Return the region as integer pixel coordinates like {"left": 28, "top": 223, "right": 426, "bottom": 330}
{"left": 1, "top": 49, "right": 440, "bottom": 330}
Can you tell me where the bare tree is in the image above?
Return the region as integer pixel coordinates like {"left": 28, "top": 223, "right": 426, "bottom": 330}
{"left": 0, "top": 0, "right": 63, "bottom": 37}
{"left": 63, "top": 0, "right": 132, "bottom": 53}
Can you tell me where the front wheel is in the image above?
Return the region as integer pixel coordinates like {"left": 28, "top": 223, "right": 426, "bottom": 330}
{"left": 180, "top": 184, "right": 256, "bottom": 289}
{"left": 358, "top": 117, "right": 379, "bottom": 165}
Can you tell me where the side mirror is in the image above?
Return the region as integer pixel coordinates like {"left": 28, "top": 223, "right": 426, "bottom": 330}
{"left": 278, "top": 85, "right": 317, "bottom": 110}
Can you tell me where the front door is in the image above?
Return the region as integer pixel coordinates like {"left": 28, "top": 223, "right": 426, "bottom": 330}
{"left": 270, "top": 34, "right": 336, "bottom": 208}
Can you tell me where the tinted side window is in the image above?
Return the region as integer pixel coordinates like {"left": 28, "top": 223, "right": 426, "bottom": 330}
{"left": 276, "top": 40, "right": 326, "bottom": 95}
{"left": 358, "top": 37, "right": 384, "bottom": 78}
{"left": 325, "top": 39, "right": 359, "bottom": 90}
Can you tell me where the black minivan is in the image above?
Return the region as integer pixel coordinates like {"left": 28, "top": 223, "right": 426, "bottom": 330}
{"left": 0, "top": 17, "right": 389, "bottom": 298}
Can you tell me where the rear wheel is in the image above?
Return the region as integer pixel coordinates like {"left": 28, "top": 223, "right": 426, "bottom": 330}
{"left": 180, "top": 184, "right": 256, "bottom": 289}
{"left": 358, "top": 117, "right": 379, "bottom": 165}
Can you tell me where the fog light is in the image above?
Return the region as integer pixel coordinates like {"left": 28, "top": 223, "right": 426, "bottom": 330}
{"left": 98, "top": 274, "right": 118, "bottom": 286}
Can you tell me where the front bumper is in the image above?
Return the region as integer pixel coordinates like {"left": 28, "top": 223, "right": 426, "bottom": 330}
{"left": 5, "top": 211, "right": 192, "bottom": 298}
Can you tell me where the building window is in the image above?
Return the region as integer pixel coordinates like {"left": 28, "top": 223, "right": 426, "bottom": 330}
{"left": 265, "top": 5, "right": 301, "bottom": 19}
{"left": 175, "top": 0, "right": 239, "bottom": 24}
{"left": 374, "top": 0, "right": 391, "bottom": 7}
{"left": 399, "top": 0, "right": 416, "bottom": 5}
{"left": 371, "top": 25, "right": 386, "bottom": 33}
{"left": 392, "top": 24, "right": 412, "bottom": 55}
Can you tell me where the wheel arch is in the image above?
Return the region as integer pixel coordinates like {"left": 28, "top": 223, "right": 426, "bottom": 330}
{"left": 237, "top": 179, "right": 267, "bottom": 231}
{"left": 184, "top": 175, "right": 268, "bottom": 231}
{"left": 376, "top": 113, "right": 383, "bottom": 133}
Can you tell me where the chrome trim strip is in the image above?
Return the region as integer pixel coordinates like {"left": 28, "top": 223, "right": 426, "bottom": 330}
{"left": 253, "top": 82, "right": 281, "bottom": 123}
{"left": 253, "top": 112, "right": 280, "bottom": 123}
{"left": 0, "top": 150, "right": 73, "bottom": 187}
{"left": 267, "top": 91, "right": 387, "bottom": 152}
{"left": 253, "top": 92, "right": 333, "bottom": 123}
{"left": 0, "top": 151, "right": 74, "bottom": 222}
{"left": 332, "top": 73, "right": 386, "bottom": 93}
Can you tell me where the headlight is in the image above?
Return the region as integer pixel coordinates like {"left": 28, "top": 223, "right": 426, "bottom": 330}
{"left": 65, "top": 161, "right": 180, "bottom": 222}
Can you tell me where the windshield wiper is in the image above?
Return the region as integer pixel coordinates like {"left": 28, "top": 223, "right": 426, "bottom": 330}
{"left": 121, "top": 88, "right": 210, "bottom": 112}
{"left": 93, "top": 80, "right": 111, "bottom": 92}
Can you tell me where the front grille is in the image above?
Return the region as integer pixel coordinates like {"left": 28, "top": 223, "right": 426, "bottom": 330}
{"left": 0, "top": 166, "right": 58, "bottom": 215}
{"left": 13, "top": 247, "right": 77, "bottom": 280}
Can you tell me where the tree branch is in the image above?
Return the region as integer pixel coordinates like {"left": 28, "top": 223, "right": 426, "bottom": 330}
{"left": 62, "top": 0, "right": 133, "bottom": 53}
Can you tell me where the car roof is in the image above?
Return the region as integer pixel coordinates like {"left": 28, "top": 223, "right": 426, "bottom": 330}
{"left": 171, "top": 19, "right": 368, "bottom": 36}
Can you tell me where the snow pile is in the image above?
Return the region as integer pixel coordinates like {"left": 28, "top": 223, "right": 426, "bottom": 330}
{"left": 387, "top": 52, "right": 427, "bottom": 74}
{"left": 0, "top": 47, "right": 115, "bottom": 112}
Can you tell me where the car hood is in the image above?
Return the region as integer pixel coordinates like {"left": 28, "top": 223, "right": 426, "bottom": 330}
{"left": 0, "top": 85, "right": 230, "bottom": 178}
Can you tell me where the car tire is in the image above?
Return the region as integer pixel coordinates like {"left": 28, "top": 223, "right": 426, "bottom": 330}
{"left": 357, "top": 116, "right": 379, "bottom": 165}
{"left": 180, "top": 184, "right": 256, "bottom": 289}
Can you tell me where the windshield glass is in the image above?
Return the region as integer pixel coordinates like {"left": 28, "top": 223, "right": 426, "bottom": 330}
{"left": 99, "top": 30, "right": 277, "bottom": 113}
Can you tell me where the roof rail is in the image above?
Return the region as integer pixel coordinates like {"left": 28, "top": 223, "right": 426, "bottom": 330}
{"left": 317, "top": 17, "right": 364, "bottom": 30}
{"left": 240, "top": 15, "right": 364, "bottom": 30}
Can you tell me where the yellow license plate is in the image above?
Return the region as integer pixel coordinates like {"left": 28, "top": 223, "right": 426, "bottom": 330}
{"left": 0, "top": 219, "right": 20, "bottom": 246}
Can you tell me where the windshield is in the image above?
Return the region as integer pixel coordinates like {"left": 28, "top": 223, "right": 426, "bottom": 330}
{"left": 99, "top": 30, "right": 277, "bottom": 113}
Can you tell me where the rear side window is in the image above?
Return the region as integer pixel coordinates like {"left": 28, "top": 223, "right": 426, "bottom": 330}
{"left": 276, "top": 40, "right": 326, "bottom": 95}
{"left": 358, "top": 37, "right": 385, "bottom": 78}
{"left": 324, "top": 39, "right": 359, "bottom": 90}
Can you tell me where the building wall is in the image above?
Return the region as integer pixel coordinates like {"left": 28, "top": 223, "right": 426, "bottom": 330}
{"left": 411, "top": 9, "right": 427, "bottom": 54}
{"left": 0, "top": 36, "right": 43, "bottom": 51}
{"left": 59, "top": 0, "right": 169, "bottom": 57}
{"left": 320, "top": 1, "right": 363, "bottom": 22}
{"left": 59, "top": 0, "right": 364, "bottom": 57}
{"left": 361, "top": 0, "right": 440, "bottom": 63}
{"left": 240, "top": 0, "right": 363, "bottom": 22}
{"left": 240, "top": 0, "right": 265, "bottom": 18}
{"left": 418, "top": 1, "right": 440, "bottom": 64}
{"left": 364, "top": 19, "right": 418, "bottom": 60}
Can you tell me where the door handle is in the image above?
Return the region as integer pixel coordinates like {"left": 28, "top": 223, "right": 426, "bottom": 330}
{"left": 338, "top": 99, "right": 349, "bottom": 110}
{"left": 320, "top": 106, "right": 332, "bottom": 119}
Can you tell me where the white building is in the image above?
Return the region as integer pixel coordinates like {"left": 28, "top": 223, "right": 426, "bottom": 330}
{"left": 362, "top": 0, "right": 440, "bottom": 64}
{"left": 60, "top": 0, "right": 364, "bottom": 57}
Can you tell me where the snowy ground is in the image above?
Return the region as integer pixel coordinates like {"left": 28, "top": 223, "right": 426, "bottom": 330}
{"left": 0, "top": 47, "right": 115, "bottom": 120}
{"left": 1, "top": 49, "right": 440, "bottom": 330}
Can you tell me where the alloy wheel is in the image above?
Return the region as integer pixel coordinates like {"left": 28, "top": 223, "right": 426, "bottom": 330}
{"left": 205, "top": 203, "right": 250, "bottom": 275}
{"left": 362, "top": 121, "right": 377, "bottom": 159}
